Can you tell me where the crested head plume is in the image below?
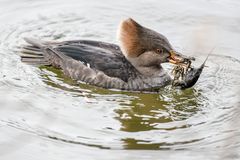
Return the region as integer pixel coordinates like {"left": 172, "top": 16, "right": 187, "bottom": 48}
{"left": 117, "top": 18, "right": 173, "bottom": 58}
{"left": 117, "top": 18, "right": 144, "bottom": 58}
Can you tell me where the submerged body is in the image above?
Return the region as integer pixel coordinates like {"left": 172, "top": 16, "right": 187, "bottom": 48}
{"left": 20, "top": 18, "right": 204, "bottom": 92}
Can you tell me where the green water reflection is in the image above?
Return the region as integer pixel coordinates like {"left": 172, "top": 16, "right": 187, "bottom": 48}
{"left": 40, "top": 66, "right": 202, "bottom": 149}
{"left": 114, "top": 88, "right": 200, "bottom": 132}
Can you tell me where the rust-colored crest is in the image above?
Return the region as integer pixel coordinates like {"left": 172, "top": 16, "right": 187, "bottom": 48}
{"left": 117, "top": 18, "right": 144, "bottom": 58}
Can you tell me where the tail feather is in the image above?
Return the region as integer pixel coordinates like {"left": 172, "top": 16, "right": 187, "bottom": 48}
{"left": 20, "top": 52, "right": 44, "bottom": 58}
{"left": 21, "top": 37, "right": 65, "bottom": 66}
{"left": 21, "top": 48, "right": 43, "bottom": 56}
{"left": 22, "top": 45, "right": 41, "bottom": 52}
{"left": 24, "top": 37, "right": 46, "bottom": 48}
{"left": 21, "top": 57, "right": 50, "bottom": 65}
{"left": 21, "top": 38, "right": 49, "bottom": 65}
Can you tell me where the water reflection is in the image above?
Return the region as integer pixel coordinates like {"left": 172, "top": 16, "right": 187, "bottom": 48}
{"left": 121, "top": 137, "right": 202, "bottom": 150}
{"left": 122, "top": 138, "right": 167, "bottom": 150}
{"left": 38, "top": 65, "right": 204, "bottom": 150}
{"left": 114, "top": 89, "right": 201, "bottom": 132}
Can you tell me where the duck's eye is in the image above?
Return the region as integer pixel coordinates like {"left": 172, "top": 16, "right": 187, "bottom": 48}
{"left": 156, "top": 48, "right": 163, "bottom": 54}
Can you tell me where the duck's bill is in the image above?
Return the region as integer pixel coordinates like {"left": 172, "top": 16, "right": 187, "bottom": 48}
{"left": 168, "top": 50, "right": 195, "bottom": 64}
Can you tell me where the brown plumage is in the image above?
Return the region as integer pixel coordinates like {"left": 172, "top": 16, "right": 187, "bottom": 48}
{"left": 118, "top": 18, "right": 143, "bottom": 57}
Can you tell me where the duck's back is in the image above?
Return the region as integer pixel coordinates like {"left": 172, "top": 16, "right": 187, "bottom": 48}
{"left": 21, "top": 39, "right": 138, "bottom": 83}
{"left": 56, "top": 40, "right": 139, "bottom": 82}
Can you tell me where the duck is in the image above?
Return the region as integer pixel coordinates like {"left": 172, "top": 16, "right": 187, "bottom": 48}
{"left": 20, "top": 18, "right": 201, "bottom": 92}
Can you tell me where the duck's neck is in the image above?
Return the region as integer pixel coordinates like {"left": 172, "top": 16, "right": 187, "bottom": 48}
{"left": 126, "top": 58, "right": 172, "bottom": 89}
{"left": 126, "top": 56, "right": 164, "bottom": 77}
{"left": 135, "top": 65, "right": 164, "bottom": 77}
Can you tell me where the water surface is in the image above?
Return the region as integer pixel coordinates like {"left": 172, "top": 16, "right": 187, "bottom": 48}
{"left": 0, "top": 0, "right": 240, "bottom": 159}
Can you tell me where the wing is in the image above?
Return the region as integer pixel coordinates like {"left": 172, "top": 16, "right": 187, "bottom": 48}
{"left": 52, "top": 40, "right": 137, "bottom": 82}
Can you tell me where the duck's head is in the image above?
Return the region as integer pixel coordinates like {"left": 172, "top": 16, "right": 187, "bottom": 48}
{"left": 117, "top": 18, "right": 192, "bottom": 75}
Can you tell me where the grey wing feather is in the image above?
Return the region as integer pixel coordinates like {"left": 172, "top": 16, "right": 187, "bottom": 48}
{"left": 21, "top": 39, "right": 137, "bottom": 82}
{"left": 52, "top": 40, "right": 137, "bottom": 82}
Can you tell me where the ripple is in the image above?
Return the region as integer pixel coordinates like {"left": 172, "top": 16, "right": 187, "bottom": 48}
{"left": 0, "top": 1, "right": 240, "bottom": 159}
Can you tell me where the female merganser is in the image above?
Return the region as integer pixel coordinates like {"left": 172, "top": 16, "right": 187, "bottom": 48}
{"left": 21, "top": 18, "right": 203, "bottom": 92}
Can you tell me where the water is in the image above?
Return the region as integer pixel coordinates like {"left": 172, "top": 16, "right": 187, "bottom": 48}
{"left": 0, "top": 0, "right": 240, "bottom": 159}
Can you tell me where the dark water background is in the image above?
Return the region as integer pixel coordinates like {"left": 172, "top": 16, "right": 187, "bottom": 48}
{"left": 0, "top": 0, "right": 240, "bottom": 159}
